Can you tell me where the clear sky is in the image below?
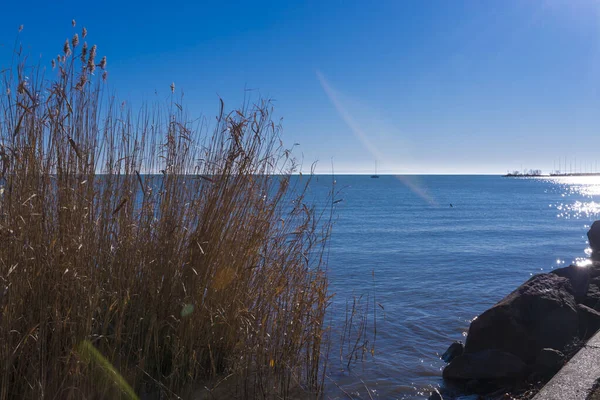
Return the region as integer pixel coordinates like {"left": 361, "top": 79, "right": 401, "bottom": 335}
{"left": 2, "top": 0, "right": 600, "bottom": 174}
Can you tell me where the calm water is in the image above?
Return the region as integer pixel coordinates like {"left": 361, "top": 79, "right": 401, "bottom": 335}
{"left": 305, "top": 175, "right": 600, "bottom": 399}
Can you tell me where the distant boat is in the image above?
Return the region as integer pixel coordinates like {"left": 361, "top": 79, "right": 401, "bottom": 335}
{"left": 371, "top": 161, "right": 380, "bottom": 178}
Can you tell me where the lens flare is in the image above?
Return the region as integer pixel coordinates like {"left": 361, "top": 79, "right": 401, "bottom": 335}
{"left": 316, "top": 71, "right": 435, "bottom": 205}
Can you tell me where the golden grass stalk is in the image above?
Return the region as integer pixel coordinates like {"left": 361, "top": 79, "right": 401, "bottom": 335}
{"left": 0, "top": 25, "right": 332, "bottom": 399}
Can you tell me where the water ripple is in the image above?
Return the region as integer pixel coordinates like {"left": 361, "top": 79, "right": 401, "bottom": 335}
{"left": 317, "top": 175, "right": 598, "bottom": 399}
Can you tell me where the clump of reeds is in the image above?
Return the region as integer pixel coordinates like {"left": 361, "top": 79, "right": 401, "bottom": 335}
{"left": 0, "top": 24, "right": 332, "bottom": 399}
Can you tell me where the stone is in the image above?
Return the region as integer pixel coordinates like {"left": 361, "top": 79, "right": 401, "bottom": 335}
{"left": 442, "top": 341, "right": 464, "bottom": 363}
{"left": 534, "top": 348, "right": 564, "bottom": 377}
{"left": 485, "top": 389, "right": 515, "bottom": 400}
{"left": 589, "top": 262, "right": 600, "bottom": 278}
{"left": 588, "top": 221, "right": 600, "bottom": 260}
{"left": 443, "top": 349, "right": 528, "bottom": 380}
{"left": 551, "top": 264, "right": 590, "bottom": 302}
{"left": 531, "top": 345, "right": 600, "bottom": 400}
{"left": 464, "top": 273, "right": 578, "bottom": 364}
{"left": 465, "top": 379, "right": 500, "bottom": 394}
{"left": 577, "top": 304, "right": 600, "bottom": 340}
{"left": 583, "top": 280, "right": 600, "bottom": 310}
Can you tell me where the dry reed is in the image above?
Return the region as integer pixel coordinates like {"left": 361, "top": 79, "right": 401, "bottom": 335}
{"left": 0, "top": 25, "right": 332, "bottom": 399}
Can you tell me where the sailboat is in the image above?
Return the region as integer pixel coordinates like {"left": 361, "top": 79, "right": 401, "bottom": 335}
{"left": 371, "top": 161, "right": 380, "bottom": 178}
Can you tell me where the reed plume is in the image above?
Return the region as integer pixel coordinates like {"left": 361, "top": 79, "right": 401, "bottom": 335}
{"left": 0, "top": 23, "right": 332, "bottom": 400}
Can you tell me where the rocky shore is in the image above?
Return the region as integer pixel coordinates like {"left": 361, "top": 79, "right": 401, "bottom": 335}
{"left": 431, "top": 221, "right": 600, "bottom": 400}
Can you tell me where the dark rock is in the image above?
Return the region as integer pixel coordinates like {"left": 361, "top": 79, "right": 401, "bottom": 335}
{"left": 589, "top": 262, "right": 600, "bottom": 278}
{"left": 465, "top": 379, "right": 501, "bottom": 394}
{"left": 427, "top": 388, "right": 443, "bottom": 400}
{"left": 464, "top": 380, "right": 480, "bottom": 393}
{"left": 464, "top": 273, "right": 578, "bottom": 364}
{"left": 588, "top": 221, "right": 600, "bottom": 260}
{"left": 533, "top": 348, "right": 564, "bottom": 377}
{"left": 577, "top": 303, "right": 600, "bottom": 340}
{"left": 551, "top": 264, "right": 590, "bottom": 302}
{"left": 561, "top": 336, "right": 585, "bottom": 360}
{"left": 583, "top": 279, "right": 600, "bottom": 310}
{"left": 443, "top": 349, "right": 528, "bottom": 381}
{"left": 442, "top": 341, "right": 464, "bottom": 363}
{"left": 484, "top": 388, "right": 514, "bottom": 400}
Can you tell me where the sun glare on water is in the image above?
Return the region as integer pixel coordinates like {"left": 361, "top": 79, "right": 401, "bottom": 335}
{"left": 540, "top": 175, "right": 600, "bottom": 266}
{"left": 543, "top": 176, "right": 600, "bottom": 220}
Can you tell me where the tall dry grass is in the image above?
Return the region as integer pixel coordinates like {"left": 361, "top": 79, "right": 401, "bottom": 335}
{"left": 0, "top": 24, "right": 332, "bottom": 399}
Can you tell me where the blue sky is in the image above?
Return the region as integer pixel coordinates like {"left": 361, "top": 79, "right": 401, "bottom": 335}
{"left": 2, "top": 0, "right": 600, "bottom": 174}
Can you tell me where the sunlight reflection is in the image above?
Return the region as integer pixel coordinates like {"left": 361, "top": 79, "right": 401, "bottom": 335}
{"left": 544, "top": 176, "right": 600, "bottom": 196}
{"left": 575, "top": 258, "right": 593, "bottom": 267}
{"left": 541, "top": 177, "right": 600, "bottom": 267}
{"left": 542, "top": 176, "right": 600, "bottom": 220}
{"left": 555, "top": 201, "right": 600, "bottom": 219}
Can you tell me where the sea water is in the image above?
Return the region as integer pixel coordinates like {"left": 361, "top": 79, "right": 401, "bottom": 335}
{"left": 306, "top": 175, "right": 598, "bottom": 399}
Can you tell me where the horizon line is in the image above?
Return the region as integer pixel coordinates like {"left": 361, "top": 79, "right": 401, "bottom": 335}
{"left": 307, "top": 172, "right": 507, "bottom": 176}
